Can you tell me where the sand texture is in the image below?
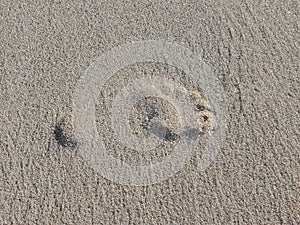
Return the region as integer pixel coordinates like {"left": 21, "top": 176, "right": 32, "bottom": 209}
{"left": 0, "top": 0, "right": 299, "bottom": 224}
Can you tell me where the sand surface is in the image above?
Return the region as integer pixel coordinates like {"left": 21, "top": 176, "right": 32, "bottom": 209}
{"left": 0, "top": 0, "right": 299, "bottom": 224}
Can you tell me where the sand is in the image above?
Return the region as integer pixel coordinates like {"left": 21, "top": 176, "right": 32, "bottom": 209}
{"left": 0, "top": 0, "right": 299, "bottom": 224}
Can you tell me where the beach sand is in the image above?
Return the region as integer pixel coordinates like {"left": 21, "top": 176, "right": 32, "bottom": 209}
{"left": 0, "top": 0, "right": 299, "bottom": 224}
